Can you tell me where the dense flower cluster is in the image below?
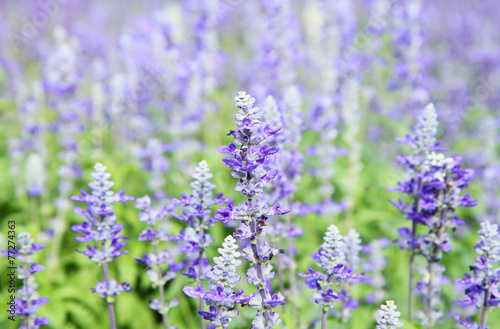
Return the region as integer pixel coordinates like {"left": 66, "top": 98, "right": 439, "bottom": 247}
{"left": 183, "top": 235, "right": 250, "bottom": 329}
{"left": 455, "top": 221, "right": 500, "bottom": 329}
{"left": 216, "top": 91, "right": 288, "bottom": 328}
{"left": 299, "top": 225, "right": 362, "bottom": 326}
{"left": 390, "top": 104, "right": 477, "bottom": 326}
{"left": 135, "top": 195, "right": 180, "bottom": 327}
{"left": 71, "top": 163, "right": 134, "bottom": 299}
{"left": 376, "top": 300, "right": 404, "bottom": 329}
{"left": 171, "top": 160, "right": 232, "bottom": 280}
{"left": 11, "top": 232, "right": 49, "bottom": 329}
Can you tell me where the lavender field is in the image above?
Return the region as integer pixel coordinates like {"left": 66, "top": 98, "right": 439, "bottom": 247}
{"left": 1, "top": 1, "right": 499, "bottom": 329}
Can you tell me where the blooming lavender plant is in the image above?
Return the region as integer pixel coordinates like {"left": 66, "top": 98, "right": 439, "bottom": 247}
{"left": 261, "top": 87, "right": 305, "bottom": 296}
{"left": 455, "top": 221, "right": 500, "bottom": 329}
{"left": 298, "top": 225, "right": 362, "bottom": 329}
{"left": 391, "top": 104, "right": 477, "bottom": 325}
{"left": 171, "top": 160, "right": 232, "bottom": 328}
{"left": 136, "top": 138, "right": 171, "bottom": 201}
{"left": 135, "top": 195, "right": 180, "bottom": 329}
{"left": 70, "top": 163, "right": 134, "bottom": 329}
{"left": 376, "top": 300, "right": 404, "bottom": 329}
{"left": 362, "top": 238, "right": 390, "bottom": 304}
{"left": 183, "top": 235, "right": 251, "bottom": 329}
{"left": 216, "top": 91, "right": 288, "bottom": 328}
{"left": 391, "top": 103, "right": 446, "bottom": 317}
{"left": 11, "top": 232, "right": 49, "bottom": 328}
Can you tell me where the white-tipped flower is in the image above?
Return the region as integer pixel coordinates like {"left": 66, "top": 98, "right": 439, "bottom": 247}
{"left": 376, "top": 300, "right": 404, "bottom": 329}
{"left": 475, "top": 221, "right": 500, "bottom": 264}
{"left": 343, "top": 228, "right": 362, "bottom": 270}
{"left": 207, "top": 235, "right": 242, "bottom": 294}
{"left": 317, "top": 225, "right": 345, "bottom": 274}
{"left": 412, "top": 103, "right": 438, "bottom": 155}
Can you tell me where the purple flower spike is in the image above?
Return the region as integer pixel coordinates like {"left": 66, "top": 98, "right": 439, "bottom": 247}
{"left": 217, "top": 92, "right": 288, "bottom": 328}
{"left": 299, "top": 225, "right": 364, "bottom": 325}
{"left": 14, "top": 232, "right": 49, "bottom": 328}
{"left": 184, "top": 236, "right": 249, "bottom": 329}
{"left": 390, "top": 104, "right": 477, "bottom": 326}
{"left": 71, "top": 163, "right": 133, "bottom": 329}
{"left": 455, "top": 221, "right": 500, "bottom": 329}
{"left": 135, "top": 194, "right": 179, "bottom": 326}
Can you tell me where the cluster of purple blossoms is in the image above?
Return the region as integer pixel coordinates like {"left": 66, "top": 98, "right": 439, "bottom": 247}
{"left": 298, "top": 225, "right": 363, "bottom": 329}
{"left": 261, "top": 87, "right": 305, "bottom": 295}
{"left": 390, "top": 104, "right": 477, "bottom": 326}
{"left": 70, "top": 163, "right": 133, "bottom": 329}
{"left": 171, "top": 160, "right": 232, "bottom": 280}
{"left": 184, "top": 235, "right": 251, "bottom": 329}
{"left": 135, "top": 195, "right": 180, "bottom": 329}
{"left": 455, "top": 221, "right": 500, "bottom": 329}
{"left": 9, "top": 232, "right": 49, "bottom": 328}
{"left": 216, "top": 91, "right": 288, "bottom": 328}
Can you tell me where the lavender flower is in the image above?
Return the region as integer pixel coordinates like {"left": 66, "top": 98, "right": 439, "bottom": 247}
{"left": 12, "top": 232, "right": 49, "bottom": 328}
{"left": 135, "top": 195, "right": 179, "bottom": 329}
{"left": 171, "top": 160, "right": 232, "bottom": 280}
{"left": 261, "top": 87, "right": 305, "bottom": 296}
{"left": 298, "top": 225, "right": 362, "bottom": 329}
{"left": 414, "top": 263, "right": 448, "bottom": 326}
{"left": 216, "top": 91, "right": 288, "bottom": 328}
{"left": 70, "top": 163, "right": 134, "bottom": 329}
{"left": 455, "top": 221, "right": 500, "bottom": 329}
{"left": 136, "top": 138, "right": 171, "bottom": 201}
{"left": 171, "top": 160, "right": 232, "bottom": 328}
{"left": 362, "top": 238, "right": 390, "bottom": 304}
{"left": 376, "top": 300, "right": 404, "bottom": 329}
{"left": 390, "top": 103, "right": 477, "bottom": 323}
{"left": 183, "top": 235, "right": 250, "bottom": 329}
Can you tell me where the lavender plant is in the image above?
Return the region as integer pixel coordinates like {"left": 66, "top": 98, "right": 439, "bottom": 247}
{"left": 12, "top": 232, "right": 49, "bottom": 328}
{"left": 455, "top": 221, "right": 500, "bottom": 329}
{"left": 298, "top": 225, "right": 362, "bottom": 329}
{"left": 261, "top": 87, "right": 305, "bottom": 296}
{"left": 135, "top": 196, "right": 180, "bottom": 329}
{"left": 362, "top": 238, "right": 390, "bottom": 304}
{"left": 376, "top": 300, "right": 404, "bottom": 329}
{"left": 391, "top": 104, "right": 478, "bottom": 325}
{"left": 171, "top": 160, "right": 232, "bottom": 328}
{"left": 70, "top": 163, "right": 134, "bottom": 329}
{"left": 390, "top": 103, "right": 443, "bottom": 318}
{"left": 216, "top": 91, "right": 288, "bottom": 328}
{"left": 135, "top": 138, "right": 171, "bottom": 201}
{"left": 183, "top": 235, "right": 251, "bottom": 329}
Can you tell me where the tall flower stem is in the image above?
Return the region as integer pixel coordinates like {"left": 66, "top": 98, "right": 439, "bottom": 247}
{"left": 153, "top": 244, "right": 169, "bottom": 329}
{"left": 321, "top": 307, "right": 327, "bottom": 329}
{"left": 198, "top": 249, "right": 205, "bottom": 329}
{"left": 480, "top": 287, "right": 489, "bottom": 329}
{"left": 101, "top": 242, "right": 117, "bottom": 329}
{"left": 249, "top": 198, "right": 271, "bottom": 324}
{"left": 408, "top": 219, "right": 417, "bottom": 321}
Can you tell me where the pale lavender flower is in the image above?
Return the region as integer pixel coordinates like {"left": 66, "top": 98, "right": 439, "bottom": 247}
{"left": 298, "top": 225, "right": 362, "bottom": 328}
{"left": 136, "top": 138, "right": 172, "bottom": 201}
{"left": 216, "top": 91, "right": 288, "bottom": 328}
{"left": 70, "top": 163, "right": 134, "bottom": 329}
{"left": 183, "top": 235, "right": 251, "bottom": 329}
{"left": 376, "top": 300, "right": 404, "bottom": 329}
{"left": 362, "top": 238, "right": 390, "bottom": 304}
{"left": 171, "top": 160, "right": 232, "bottom": 281}
{"left": 7, "top": 232, "right": 49, "bottom": 329}
{"left": 135, "top": 195, "right": 179, "bottom": 329}
{"left": 455, "top": 221, "right": 500, "bottom": 329}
